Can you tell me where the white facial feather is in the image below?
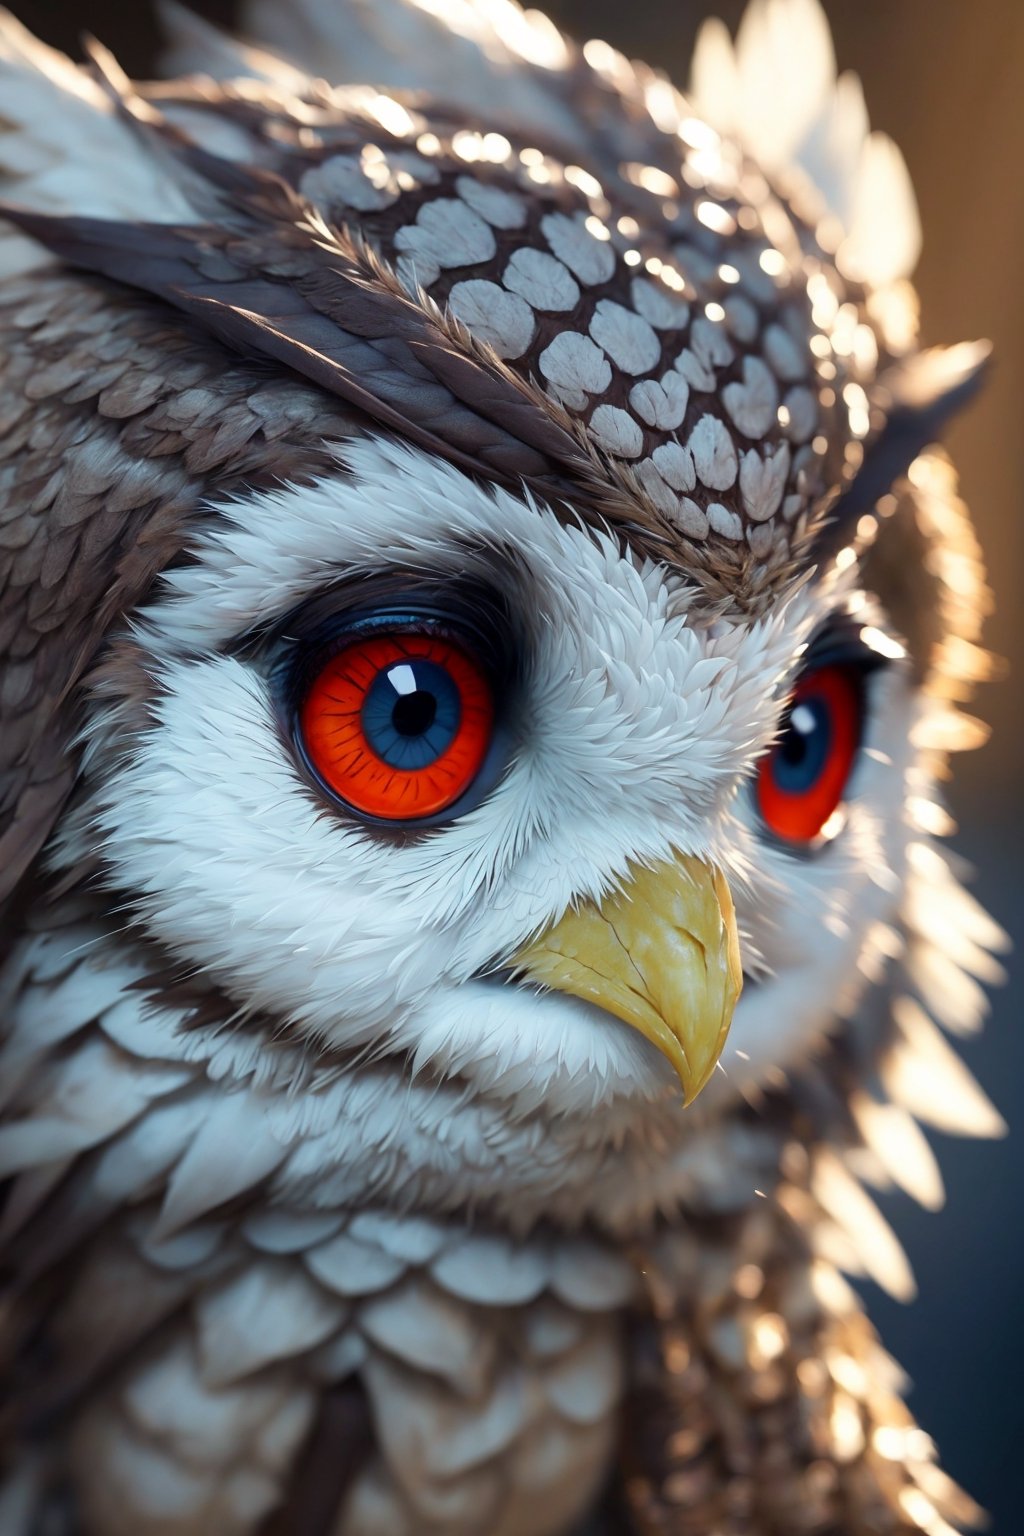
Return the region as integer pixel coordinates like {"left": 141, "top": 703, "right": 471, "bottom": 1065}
{"left": 714, "top": 661, "right": 923, "bottom": 1101}
{"left": 49, "top": 435, "right": 909, "bottom": 1136}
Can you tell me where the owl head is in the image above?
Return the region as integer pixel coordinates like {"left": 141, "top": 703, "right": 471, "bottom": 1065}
{"left": 0, "top": 0, "right": 1003, "bottom": 1230}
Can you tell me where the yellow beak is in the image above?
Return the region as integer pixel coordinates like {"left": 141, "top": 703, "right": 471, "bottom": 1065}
{"left": 511, "top": 855, "right": 742, "bottom": 1105}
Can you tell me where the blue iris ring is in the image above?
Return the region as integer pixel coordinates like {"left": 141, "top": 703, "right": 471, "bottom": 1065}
{"left": 360, "top": 657, "right": 461, "bottom": 769}
{"left": 773, "top": 695, "right": 832, "bottom": 794}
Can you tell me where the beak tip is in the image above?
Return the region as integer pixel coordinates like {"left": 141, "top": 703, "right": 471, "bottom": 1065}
{"left": 513, "top": 854, "right": 742, "bottom": 1111}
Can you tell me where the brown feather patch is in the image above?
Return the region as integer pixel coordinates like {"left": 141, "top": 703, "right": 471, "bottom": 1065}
{"left": 1, "top": 54, "right": 912, "bottom": 612}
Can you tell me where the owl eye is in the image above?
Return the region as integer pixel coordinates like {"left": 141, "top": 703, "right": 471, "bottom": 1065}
{"left": 298, "top": 631, "right": 495, "bottom": 820}
{"left": 756, "top": 664, "right": 864, "bottom": 845}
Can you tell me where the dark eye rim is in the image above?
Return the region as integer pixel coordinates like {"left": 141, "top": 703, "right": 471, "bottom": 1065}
{"left": 752, "top": 614, "right": 903, "bottom": 854}
{"left": 273, "top": 597, "right": 518, "bottom": 832}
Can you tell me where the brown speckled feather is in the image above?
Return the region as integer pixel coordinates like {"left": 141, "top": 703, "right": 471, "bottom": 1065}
{"left": 2, "top": 61, "right": 884, "bottom": 603}
{"left": 0, "top": 270, "right": 362, "bottom": 921}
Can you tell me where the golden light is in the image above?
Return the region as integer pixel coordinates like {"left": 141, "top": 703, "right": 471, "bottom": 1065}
{"left": 873, "top": 1426, "right": 908, "bottom": 1461}
{"left": 759, "top": 247, "right": 787, "bottom": 276}
{"left": 752, "top": 1312, "right": 788, "bottom": 1362}
{"left": 819, "top": 807, "right": 847, "bottom": 843}
{"left": 860, "top": 626, "right": 907, "bottom": 661}
{"left": 510, "top": 7, "right": 571, "bottom": 69}
{"left": 452, "top": 129, "right": 482, "bottom": 161}
{"left": 481, "top": 132, "right": 512, "bottom": 162}
{"left": 678, "top": 116, "right": 720, "bottom": 152}
{"left": 644, "top": 78, "right": 681, "bottom": 134}
{"left": 843, "top": 381, "right": 871, "bottom": 438}
{"left": 369, "top": 94, "right": 416, "bottom": 137}
{"left": 808, "top": 271, "right": 839, "bottom": 328}
{"left": 830, "top": 1395, "right": 865, "bottom": 1462}
{"left": 696, "top": 200, "right": 736, "bottom": 236}
{"left": 733, "top": 1263, "right": 764, "bottom": 1299}
{"left": 564, "top": 163, "right": 603, "bottom": 199}
{"left": 626, "top": 163, "right": 679, "bottom": 198}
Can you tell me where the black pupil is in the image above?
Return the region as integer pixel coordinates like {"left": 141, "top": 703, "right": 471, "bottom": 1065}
{"left": 392, "top": 690, "right": 437, "bottom": 736}
{"left": 360, "top": 656, "right": 462, "bottom": 771}
{"left": 780, "top": 715, "right": 813, "bottom": 766}
{"left": 771, "top": 698, "right": 831, "bottom": 796}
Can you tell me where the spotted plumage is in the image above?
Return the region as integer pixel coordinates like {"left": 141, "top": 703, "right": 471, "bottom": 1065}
{"left": 0, "top": 2, "right": 1004, "bottom": 1534}
{"left": 1, "top": 8, "right": 920, "bottom": 599}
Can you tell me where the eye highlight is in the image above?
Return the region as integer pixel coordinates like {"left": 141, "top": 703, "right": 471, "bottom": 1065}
{"left": 756, "top": 664, "right": 863, "bottom": 845}
{"left": 299, "top": 632, "right": 494, "bottom": 820}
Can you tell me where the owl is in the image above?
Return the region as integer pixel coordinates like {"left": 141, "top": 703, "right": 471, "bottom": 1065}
{"left": 0, "top": 0, "right": 1007, "bottom": 1533}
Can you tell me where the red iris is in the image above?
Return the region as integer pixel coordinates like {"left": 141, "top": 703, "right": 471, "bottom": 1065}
{"left": 299, "top": 632, "right": 494, "bottom": 820}
{"left": 756, "top": 665, "right": 863, "bottom": 844}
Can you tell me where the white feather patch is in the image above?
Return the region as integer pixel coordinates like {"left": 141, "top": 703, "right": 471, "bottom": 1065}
{"left": 738, "top": 443, "right": 790, "bottom": 523}
{"left": 0, "top": 1037, "right": 190, "bottom": 1177}
{"left": 689, "top": 413, "right": 738, "bottom": 491}
{"left": 503, "top": 246, "right": 580, "bottom": 311}
{"left": 538, "top": 329, "right": 612, "bottom": 405}
{"left": 395, "top": 197, "right": 496, "bottom": 270}
{"left": 540, "top": 212, "right": 616, "bottom": 286}
{"left": 154, "top": 1092, "right": 287, "bottom": 1239}
{"left": 549, "top": 1238, "right": 636, "bottom": 1310}
{"left": 431, "top": 1230, "right": 550, "bottom": 1305}
{"left": 455, "top": 175, "right": 527, "bottom": 229}
{"left": 358, "top": 1276, "right": 497, "bottom": 1393}
{"left": 123, "top": 1333, "right": 314, "bottom": 1473}
{"left": 348, "top": 1208, "right": 452, "bottom": 1264}
{"left": 587, "top": 403, "right": 644, "bottom": 458}
{"left": 305, "top": 1229, "right": 408, "bottom": 1296}
{"left": 195, "top": 1259, "right": 347, "bottom": 1384}
{"left": 587, "top": 299, "right": 660, "bottom": 375}
{"left": 630, "top": 372, "right": 690, "bottom": 431}
{"left": 242, "top": 1209, "right": 346, "bottom": 1254}
{"left": 447, "top": 278, "right": 536, "bottom": 359}
{"left": 0, "top": 12, "right": 198, "bottom": 278}
{"left": 722, "top": 355, "right": 780, "bottom": 439}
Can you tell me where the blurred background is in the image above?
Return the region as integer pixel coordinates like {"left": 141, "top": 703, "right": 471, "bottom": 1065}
{"left": 7, "top": 0, "right": 1023, "bottom": 1526}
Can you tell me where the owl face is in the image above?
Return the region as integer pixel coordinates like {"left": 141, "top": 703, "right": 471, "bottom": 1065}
{"left": 0, "top": 0, "right": 983, "bottom": 1209}
{"left": 0, "top": 15, "right": 1004, "bottom": 1536}
{"left": 54, "top": 432, "right": 915, "bottom": 1133}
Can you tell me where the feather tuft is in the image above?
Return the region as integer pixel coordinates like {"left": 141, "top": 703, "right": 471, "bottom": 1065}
{"left": 691, "top": 0, "right": 921, "bottom": 284}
